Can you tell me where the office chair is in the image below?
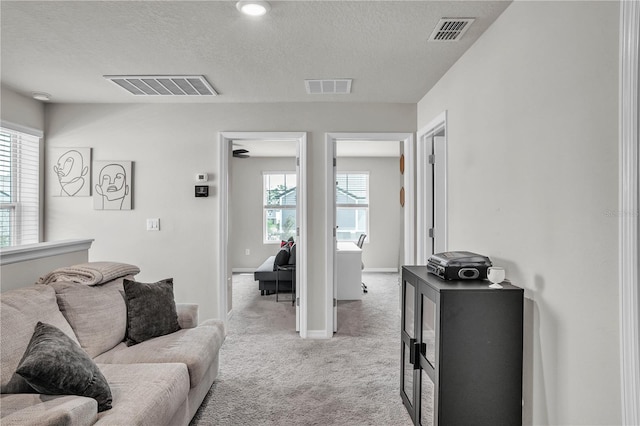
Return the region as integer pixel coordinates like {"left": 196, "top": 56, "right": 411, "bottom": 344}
{"left": 357, "top": 234, "right": 368, "bottom": 293}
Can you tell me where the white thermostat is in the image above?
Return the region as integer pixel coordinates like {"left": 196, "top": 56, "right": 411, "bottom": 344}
{"left": 196, "top": 173, "right": 208, "bottom": 182}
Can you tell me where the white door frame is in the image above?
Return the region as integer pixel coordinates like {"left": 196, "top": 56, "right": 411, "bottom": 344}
{"left": 325, "top": 132, "right": 414, "bottom": 335}
{"left": 218, "top": 132, "right": 308, "bottom": 337}
{"left": 416, "top": 111, "right": 448, "bottom": 264}
{"left": 619, "top": 1, "right": 639, "bottom": 423}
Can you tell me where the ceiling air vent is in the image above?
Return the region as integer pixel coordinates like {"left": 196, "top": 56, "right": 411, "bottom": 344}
{"left": 104, "top": 75, "right": 218, "bottom": 96}
{"left": 428, "top": 18, "right": 475, "bottom": 42}
{"left": 305, "top": 79, "right": 352, "bottom": 95}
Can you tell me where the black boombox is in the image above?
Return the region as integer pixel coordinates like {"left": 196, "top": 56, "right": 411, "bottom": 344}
{"left": 427, "top": 251, "right": 492, "bottom": 280}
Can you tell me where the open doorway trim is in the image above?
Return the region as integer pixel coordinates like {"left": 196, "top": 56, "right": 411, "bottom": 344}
{"left": 416, "top": 111, "right": 448, "bottom": 264}
{"left": 218, "top": 132, "right": 308, "bottom": 337}
{"left": 325, "top": 132, "right": 414, "bottom": 336}
{"left": 619, "top": 1, "right": 639, "bottom": 423}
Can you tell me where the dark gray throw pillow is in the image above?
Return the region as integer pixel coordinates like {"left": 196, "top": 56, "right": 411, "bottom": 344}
{"left": 16, "top": 322, "right": 112, "bottom": 412}
{"left": 288, "top": 243, "right": 296, "bottom": 265}
{"left": 273, "top": 246, "right": 290, "bottom": 270}
{"left": 123, "top": 278, "right": 181, "bottom": 346}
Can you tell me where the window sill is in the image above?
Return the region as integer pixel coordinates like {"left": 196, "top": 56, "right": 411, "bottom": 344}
{"left": 0, "top": 239, "right": 94, "bottom": 266}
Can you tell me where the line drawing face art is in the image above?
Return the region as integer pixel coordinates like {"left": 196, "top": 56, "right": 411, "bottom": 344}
{"left": 93, "top": 161, "right": 132, "bottom": 210}
{"left": 52, "top": 148, "right": 90, "bottom": 196}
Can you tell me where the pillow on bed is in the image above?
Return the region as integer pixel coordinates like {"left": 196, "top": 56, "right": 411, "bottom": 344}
{"left": 273, "top": 246, "right": 290, "bottom": 269}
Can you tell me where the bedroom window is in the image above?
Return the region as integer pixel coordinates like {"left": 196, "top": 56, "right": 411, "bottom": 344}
{"left": 336, "top": 172, "right": 369, "bottom": 242}
{"left": 263, "top": 172, "right": 296, "bottom": 243}
{"left": 0, "top": 126, "right": 40, "bottom": 248}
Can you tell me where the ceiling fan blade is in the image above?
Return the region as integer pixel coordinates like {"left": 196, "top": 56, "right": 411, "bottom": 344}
{"left": 232, "top": 149, "right": 250, "bottom": 158}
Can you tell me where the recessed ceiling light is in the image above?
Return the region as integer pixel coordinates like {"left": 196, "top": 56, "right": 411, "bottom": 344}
{"left": 32, "top": 92, "right": 51, "bottom": 101}
{"left": 236, "top": 1, "right": 270, "bottom": 16}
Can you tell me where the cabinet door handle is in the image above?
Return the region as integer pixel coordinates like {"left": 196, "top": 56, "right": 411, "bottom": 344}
{"left": 409, "top": 339, "right": 421, "bottom": 368}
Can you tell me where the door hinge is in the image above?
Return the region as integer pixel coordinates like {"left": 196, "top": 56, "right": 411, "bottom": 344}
{"left": 333, "top": 298, "right": 337, "bottom": 307}
{"left": 333, "top": 158, "right": 337, "bottom": 167}
{"left": 428, "top": 228, "right": 434, "bottom": 238}
{"left": 428, "top": 154, "right": 435, "bottom": 164}
{"left": 296, "top": 227, "right": 300, "bottom": 236}
{"left": 333, "top": 227, "right": 337, "bottom": 237}
{"left": 297, "top": 157, "right": 300, "bottom": 166}
{"left": 296, "top": 297, "right": 300, "bottom": 306}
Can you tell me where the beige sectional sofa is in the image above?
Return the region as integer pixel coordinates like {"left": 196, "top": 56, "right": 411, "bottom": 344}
{"left": 0, "top": 264, "right": 225, "bottom": 426}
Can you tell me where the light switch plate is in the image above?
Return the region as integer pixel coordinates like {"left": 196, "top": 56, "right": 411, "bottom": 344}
{"left": 146, "top": 218, "right": 160, "bottom": 231}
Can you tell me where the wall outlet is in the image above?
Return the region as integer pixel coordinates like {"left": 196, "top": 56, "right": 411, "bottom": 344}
{"left": 245, "top": 249, "right": 250, "bottom": 256}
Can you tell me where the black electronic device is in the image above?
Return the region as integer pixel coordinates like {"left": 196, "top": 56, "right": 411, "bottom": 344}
{"left": 427, "top": 251, "right": 492, "bottom": 280}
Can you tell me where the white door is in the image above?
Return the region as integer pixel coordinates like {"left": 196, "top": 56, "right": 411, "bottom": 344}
{"left": 332, "top": 141, "right": 338, "bottom": 332}
{"left": 432, "top": 135, "right": 447, "bottom": 254}
{"left": 417, "top": 132, "right": 447, "bottom": 263}
{"left": 295, "top": 145, "right": 301, "bottom": 331}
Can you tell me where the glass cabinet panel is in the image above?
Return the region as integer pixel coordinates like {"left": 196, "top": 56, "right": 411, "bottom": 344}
{"left": 403, "top": 343, "right": 414, "bottom": 403}
{"left": 420, "top": 371, "right": 435, "bottom": 426}
{"left": 421, "top": 294, "right": 437, "bottom": 366}
{"left": 404, "top": 281, "right": 415, "bottom": 338}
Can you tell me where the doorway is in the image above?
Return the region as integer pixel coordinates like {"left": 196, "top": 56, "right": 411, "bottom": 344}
{"left": 218, "top": 132, "right": 308, "bottom": 336}
{"left": 325, "top": 132, "right": 414, "bottom": 334}
{"left": 416, "top": 112, "right": 448, "bottom": 264}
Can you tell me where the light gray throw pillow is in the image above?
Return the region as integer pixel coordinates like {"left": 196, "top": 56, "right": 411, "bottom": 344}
{"left": 52, "top": 278, "right": 128, "bottom": 358}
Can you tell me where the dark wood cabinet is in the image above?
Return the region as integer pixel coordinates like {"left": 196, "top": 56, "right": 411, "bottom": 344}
{"left": 401, "top": 266, "right": 524, "bottom": 425}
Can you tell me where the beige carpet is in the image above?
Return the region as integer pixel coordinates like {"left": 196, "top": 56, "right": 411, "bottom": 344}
{"left": 190, "top": 272, "right": 413, "bottom": 426}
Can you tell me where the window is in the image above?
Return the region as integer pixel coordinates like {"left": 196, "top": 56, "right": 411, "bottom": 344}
{"left": 263, "top": 172, "right": 296, "bottom": 243}
{"left": 336, "top": 172, "right": 369, "bottom": 242}
{"left": 0, "top": 126, "right": 40, "bottom": 247}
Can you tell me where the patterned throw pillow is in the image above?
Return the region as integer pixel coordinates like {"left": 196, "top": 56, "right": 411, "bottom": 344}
{"left": 16, "top": 322, "right": 112, "bottom": 412}
{"left": 122, "top": 278, "right": 181, "bottom": 346}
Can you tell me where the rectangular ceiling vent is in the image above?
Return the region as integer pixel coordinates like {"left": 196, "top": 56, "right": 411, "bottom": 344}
{"left": 305, "top": 79, "right": 352, "bottom": 95}
{"left": 428, "top": 18, "right": 475, "bottom": 42}
{"left": 104, "top": 75, "right": 218, "bottom": 96}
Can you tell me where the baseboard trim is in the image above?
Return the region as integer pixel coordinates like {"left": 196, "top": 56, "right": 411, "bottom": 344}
{"left": 305, "top": 329, "right": 333, "bottom": 339}
{"left": 232, "top": 268, "right": 256, "bottom": 273}
{"left": 363, "top": 268, "right": 398, "bottom": 273}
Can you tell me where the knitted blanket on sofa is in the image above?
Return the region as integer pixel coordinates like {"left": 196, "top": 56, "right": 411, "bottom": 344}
{"left": 37, "top": 262, "right": 140, "bottom": 286}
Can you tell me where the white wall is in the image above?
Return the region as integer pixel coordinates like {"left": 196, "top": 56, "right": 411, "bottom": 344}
{"left": 229, "top": 156, "right": 402, "bottom": 272}
{"left": 230, "top": 156, "right": 296, "bottom": 270}
{"left": 417, "top": 1, "right": 620, "bottom": 425}
{"left": 0, "top": 85, "right": 44, "bottom": 131}
{"left": 44, "top": 102, "right": 416, "bottom": 328}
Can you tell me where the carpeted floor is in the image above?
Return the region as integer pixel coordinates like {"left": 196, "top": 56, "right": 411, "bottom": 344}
{"left": 189, "top": 272, "right": 413, "bottom": 426}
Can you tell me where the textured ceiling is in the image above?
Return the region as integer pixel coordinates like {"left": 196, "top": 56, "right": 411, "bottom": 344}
{"left": 0, "top": 1, "right": 511, "bottom": 104}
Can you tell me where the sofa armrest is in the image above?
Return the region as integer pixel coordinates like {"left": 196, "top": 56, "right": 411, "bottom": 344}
{"left": 176, "top": 303, "right": 198, "bottom": 329}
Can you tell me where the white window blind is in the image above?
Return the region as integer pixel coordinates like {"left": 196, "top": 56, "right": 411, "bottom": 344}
{"left": 0, "top": 127, "right": 40, "bottom": 247}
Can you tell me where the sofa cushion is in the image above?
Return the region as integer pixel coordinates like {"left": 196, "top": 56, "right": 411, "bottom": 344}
{"left": 94, "top": 320, "right": 225, "bottom": 389}
{"left": 1, "top": 286, "right": 80, "bottom": 394}
{"left": 94, "top": 363, "right": 189, "bottom": 426}
{"left": 0, "top": 394, "right": 97, "bottom": 426}
{"left": 51, "top": 278, "right": 129, "bottom": 358}
{"left": 123, "top": 278, "right": 181, "bottom": 346}
{"left": 16, "top": 322, "right": 112, "bottom": 412}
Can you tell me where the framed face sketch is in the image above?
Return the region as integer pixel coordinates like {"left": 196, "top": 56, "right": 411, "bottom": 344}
{"left": 51, "top": 148, "right": 91, "bottom": 197}
{"left": 93, "top": 161, "right": 132, "bottom": 210}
